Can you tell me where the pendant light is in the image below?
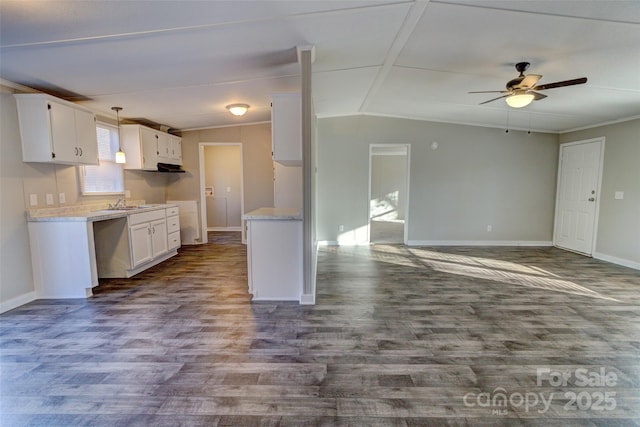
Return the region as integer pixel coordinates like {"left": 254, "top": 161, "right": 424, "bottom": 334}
{"left": 112, "top": 106, "right": 126, "bottom": 164}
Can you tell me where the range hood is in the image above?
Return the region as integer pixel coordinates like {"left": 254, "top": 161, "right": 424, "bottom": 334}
{"left": 157, "top": 162, "right": 185, "bottom": 173}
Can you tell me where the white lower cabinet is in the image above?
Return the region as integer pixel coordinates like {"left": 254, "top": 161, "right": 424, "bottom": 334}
{"left": 129, "top": 222, "right": 154, "bottom": 267}
{"left": 28, "top": 205, "right": 181, "bottom": 299}
{"left": 166, "top": 206, "right": 181, "bottom": 250}
{"left": 28, "top": 221, "right": 98, "bottom": 298}
{"left": 129, "top": 212, "right": 168, "bottom": 268}
{"left": 246, "top": 218, "right": 302, "bottom": 301}
{"left": 95, "top": 206, "right": 179, "bottom": 279}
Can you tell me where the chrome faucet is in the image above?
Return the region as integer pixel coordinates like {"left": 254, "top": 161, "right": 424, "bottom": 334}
{"left": 109, "top": 198, "right": 126, "bottom": 209}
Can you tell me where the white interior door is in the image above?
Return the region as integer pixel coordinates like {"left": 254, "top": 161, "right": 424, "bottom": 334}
{"left": 554, "top": 138, "right": 604, "bottom": 255}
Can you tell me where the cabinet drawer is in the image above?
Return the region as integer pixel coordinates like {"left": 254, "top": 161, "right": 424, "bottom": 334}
{"left": 166, "top": 207, "right": 179, "bottom": 217}
{"left": 167, "top": 215, "right": 180, "bottom": 234}
{"left": 168, "top": 231, "right": 181, "bottom": 250}
{"left": 129, "top": 209, "right": 165, "bottom": 226}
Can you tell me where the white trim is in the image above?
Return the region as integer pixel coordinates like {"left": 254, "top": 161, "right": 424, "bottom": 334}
{"left": 199, "top": 143, "right": 245, "bottom": 244}
{"left": 0, "top": 291, "right": 37, "bottom": 314}
{"left": 207, "top": 226, "right": 242, "bottom": 232}
{"left": 300, "top": 294, "right": 315, "bottom": 305}
{"left": 407, "top": 240, "right": 553, "bottom": 247}
{"left": 182, "top": 120, "right": 271, "bottom": 132}
{"left": 593, "top": 252, "right": 640, "bottom": 271}
{"left": 553, "top": 137, "right": 605, "bottom": 256}
{"left": 318, "top": 240, "right": 339, "bottom": 246}
{"left": 0, "top": 78, "right": 38, "bottom": 93}
{"left": 561, "top": 115, "right": 640, "bottom": 134}
{"left": 367, "top": 143, "right": 410, "bottom": 245}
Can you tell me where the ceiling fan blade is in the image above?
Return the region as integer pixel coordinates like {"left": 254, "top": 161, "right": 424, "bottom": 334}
{"left": 533, "top": 77, "right": 587, "bottom": 91}
{"left": 531, "top": 91, "right": 547, "bottom": 101}
{"left": 479, "top": 94, "right": 509, "bottom": 105}
{"left": 519, "top": 74, "right": 542, "bottom": 89}
{"left": 468, "top": 90, "right": 508, "bottom": 94}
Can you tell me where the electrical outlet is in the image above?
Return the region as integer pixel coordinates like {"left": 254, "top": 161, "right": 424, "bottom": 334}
{"left": 339, "top": 225, "right": 344, "bottom": 232}
{"left": 46, "top": 193, "right": 54, "bottom": 205}
{"left": 614, "top": 191, "right": 624, "bottom": 200}
{"left": 226, "top": 186, "right": 231, "bottom": 193}
{"left": 487, "top": 225, "right": 492, "bottom": 232}
{"left": 125, "top": 190, "right": 131, "bottom": 198}
{"left": 58, "top": 192, "right": 66, "bottom": 204}
{"left": 29, "top": 194, "right": 38, "bottom": 206}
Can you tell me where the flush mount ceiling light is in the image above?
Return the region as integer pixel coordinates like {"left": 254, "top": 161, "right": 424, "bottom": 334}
{"left": 111, "top": 106, "right": 126, "bottom": 164}
{"left": 505, "top": 91, "right": 535, "bottom": 108}
{"left": 226, "top": 103, "right": 249, "bottom": 116}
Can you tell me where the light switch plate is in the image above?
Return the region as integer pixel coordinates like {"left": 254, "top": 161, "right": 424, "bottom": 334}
{"left": 59, "top": 192, "right": 66, "bottom": 204}
{"left": 125, "top": 190, "right": 131, "bottom": 198}
{"left": 46, "top": 194, "right": 54, "bottom": 205}
{"left": 29, "top": 194, "right": 38, "bottom": 206}
{"left": 614, "top": 191, "right": 624, "bottom": 200}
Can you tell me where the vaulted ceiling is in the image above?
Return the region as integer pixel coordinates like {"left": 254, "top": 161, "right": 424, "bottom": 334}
{"left": 1, "top": 1, "right": 639, "bottom": 133}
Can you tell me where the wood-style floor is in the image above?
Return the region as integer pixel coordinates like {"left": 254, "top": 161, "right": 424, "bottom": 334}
{"left": 1, "top": 233, "right": 639, "bottom": 426}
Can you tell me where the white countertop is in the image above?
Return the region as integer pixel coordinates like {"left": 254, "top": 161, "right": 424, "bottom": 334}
{"left": 242, "top": 207, "right": 302, "bottom": 221}
{"left": 27, "top": 203, "right": 177, "bottom": 223}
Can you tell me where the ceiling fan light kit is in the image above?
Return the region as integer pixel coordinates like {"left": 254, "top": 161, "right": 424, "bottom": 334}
{"left": 506, "top": 92, "right": 534, "bottom": 108}
{"left": 469, "top": 61, "right": 587, "bottom": 108}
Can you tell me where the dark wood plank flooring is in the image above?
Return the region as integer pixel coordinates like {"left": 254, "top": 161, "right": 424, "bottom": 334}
{"left": 1, "top": 233, "right": 639, "bottom": 426}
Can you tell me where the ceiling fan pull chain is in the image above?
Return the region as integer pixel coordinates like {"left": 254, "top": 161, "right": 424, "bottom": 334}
{"left": 505, "top": 108, "right": 510, "bottom": 133}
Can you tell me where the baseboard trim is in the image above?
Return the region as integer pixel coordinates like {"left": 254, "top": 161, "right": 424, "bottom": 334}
{"left": 407, "top": 240, "right": 553, "bottom": 247}
{"left": 300, "top": 294, "right": 315, "bottom": 305}
{"left": 593, "top": 252, "right": 640, "bottom": 270}
{"left": 0, "top": 291, "right": 36, "bottom": 314}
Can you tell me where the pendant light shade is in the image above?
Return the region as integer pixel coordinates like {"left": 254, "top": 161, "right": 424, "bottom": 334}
{"left": 112, "top": 106, "right": 126, "bottom": 164}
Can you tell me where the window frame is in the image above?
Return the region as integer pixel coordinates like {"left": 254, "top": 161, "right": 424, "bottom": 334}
{"left": 79, "top": 121, "right": 125, "bottom": 196}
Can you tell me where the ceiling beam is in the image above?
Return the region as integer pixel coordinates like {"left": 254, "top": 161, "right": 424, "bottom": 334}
{"left": 359, "top": 0, "right": 430, "bottom": 113}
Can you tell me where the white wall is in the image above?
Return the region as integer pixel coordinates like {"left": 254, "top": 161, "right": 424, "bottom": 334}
{"left": 317, "top": 115, "right": 559, "bottom": 245}
{"left": 0, "top": 87, "right": 36, "bottom": 311}
{"left": 560, "top": 119, "right": 640, "bottom": 268}
{"left": 166, "top": 124, "right": 275, "bottom": 233}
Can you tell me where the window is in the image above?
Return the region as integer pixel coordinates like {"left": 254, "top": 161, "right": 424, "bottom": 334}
{"left": 80, "top": 122, "right": 124, "bottom": 195}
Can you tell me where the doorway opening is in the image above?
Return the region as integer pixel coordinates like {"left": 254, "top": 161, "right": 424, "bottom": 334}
{"left": 199, "top": 143, "right": 245, "bottom": 243}
{"left": 368, "top": 144, "right": 410, "bottom": 244}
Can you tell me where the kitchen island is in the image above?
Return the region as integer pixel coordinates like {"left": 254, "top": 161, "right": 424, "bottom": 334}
{"left": 242, "top": 208, "right": 302, "bottom": 301}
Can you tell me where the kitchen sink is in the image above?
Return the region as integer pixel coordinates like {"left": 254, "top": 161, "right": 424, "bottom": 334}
{"left": 106, "top": 206, "right": 140, "bottom": 210}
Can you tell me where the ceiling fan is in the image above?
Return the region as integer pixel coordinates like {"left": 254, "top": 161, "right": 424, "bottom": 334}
{"left": 469, "top": 62, "right": 587, "bottom": 108}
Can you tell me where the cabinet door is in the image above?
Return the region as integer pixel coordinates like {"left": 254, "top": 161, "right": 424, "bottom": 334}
{"left": 150, "top": 219, "right": 168, "bottom": 257}
{"left": 170, "top": 136, "right": 182, "bottom": 164}
{"left": 271, "top": 94, "right": 302, "bottom": 166}
{"left": 157, "top": 133, "right": 171, "bottom": 162}
{"left": 130, "top": 223, "right": 153, "bottom": 267}
{"left": 140, "top": 127, "right": 160, "bottom": 170}
{"left": 74, "top": 108, "right": 99, "bottom": 165}
{"left": 49, "top": 100, "right": 78, "bottom": 163}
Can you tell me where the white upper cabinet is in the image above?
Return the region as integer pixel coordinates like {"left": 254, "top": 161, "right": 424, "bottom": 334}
{"left": 167, "top": 134, "right": 182, "bottom": 165}
{"left": 15, "top": 93, "right": 99, "bottom": 165}
{"left": 271, "top": 93, "right": 302, "bottom": 166}
{"left": 120, "top": 124, "right": 182, "bottom": 170}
